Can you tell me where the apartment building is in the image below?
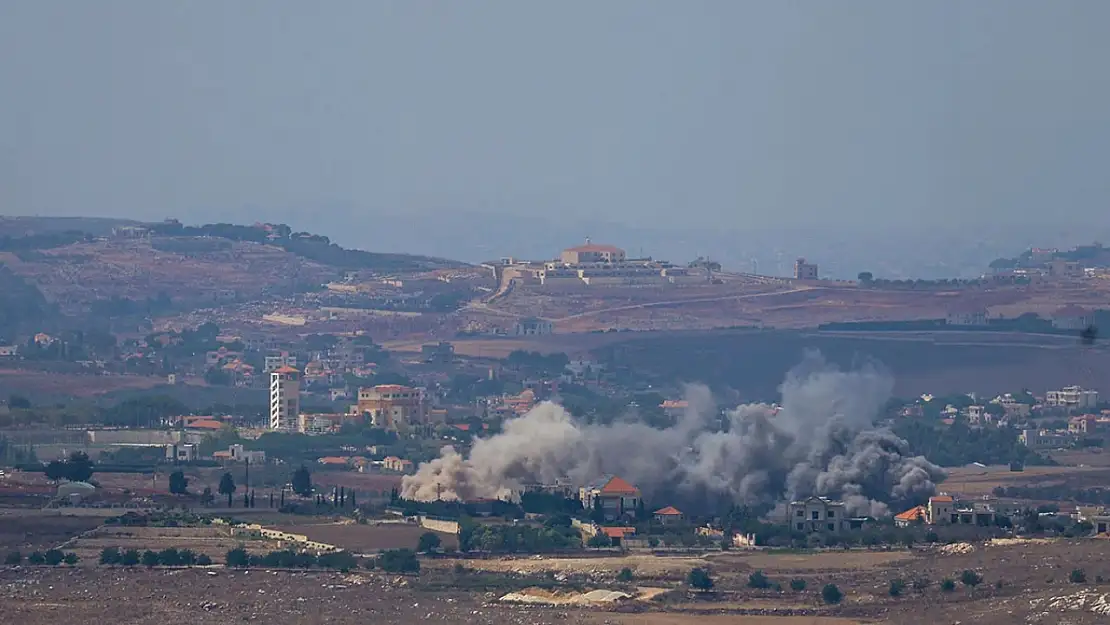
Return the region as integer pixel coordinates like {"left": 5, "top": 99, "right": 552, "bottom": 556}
{"left": 355, "top": 384, "right": 427, "bottom": 430}
{"left": 269, "top": 365, "right": 300, "bottom": 431}
{"left": 1045, "top": 386, "right": 1099, "bottom": 410}
{"left": 793, "top": 258, "right": 819, "bottom": 280}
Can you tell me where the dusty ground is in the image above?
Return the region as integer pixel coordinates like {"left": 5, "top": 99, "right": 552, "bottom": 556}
{"left": 273, "top": 522, "right": 460, "bottom": 552}
{"left": 942, "top": 464, "right": 1110, "bottom": 497}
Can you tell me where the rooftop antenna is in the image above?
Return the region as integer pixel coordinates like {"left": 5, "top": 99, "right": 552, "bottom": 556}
{"left": 585, "top": 236, "right": 591, "bottom": 245}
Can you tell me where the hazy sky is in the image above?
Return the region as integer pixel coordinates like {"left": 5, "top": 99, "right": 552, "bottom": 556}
{"left": 2, "top": 2, "right": 1109, "bottom": 251}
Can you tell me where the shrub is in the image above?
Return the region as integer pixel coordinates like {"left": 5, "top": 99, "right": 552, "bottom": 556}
{"left": 28, "top": 551, "right": 45, "bottom": 565}
{"left": 4, "top": 551, "right": 21, "bottom": 565}
{"left": 940, "top": 578, "right": 956, "bottom": 592}
{"left": 121, "top": 549, "right": 141, "bottom": 566}
{"left": 924, "top": 531, "right": 939, "bottom": 543}
{"left": 99, "top": 547, "right": 121, "bottom": 565}
{"left": 141, "top": 550, "right": 159, "bottom": 567}
{"left": 960, "top": 570, "right": 982, "bottom": 587}
{"left": 1070, "top": 569, "right": 1087, "bottom": 584}
{"left": 225, "top": 547, "right": 249, "bottom": 568}
{"left": 912, "top": 576, "right": 930, "bottom": 591}
{"left": 617, "top": 567, "right": 634, "bottom": 582}
{"left": 378, "top": 548, "right": 420, "bottom": 574}
{"left": 44, "top": 549, "right": 64, "bottom": 566}
{"left": 452, "top": 562, "right": 466, "bottom": 575}
{"left": 789, "top": 578, "right": 807, "bottom": 592}
{"left": 196, "top": 554, "right": 213, "bottom": 566}
{"left": 889, "top": 578, "right": 906, "bottom": 597}
{"left": 417, "top": 532, "right": 442, "bottom": 553}
{"left": 821, "top": 583, "right": 843, "bottom": 605}
{"left": 157, "top": 548, "right": 181, "bottom": 566}
{"left": 747, "top": 570, "right": 771, "bottom": 589}
{"left": 178, "top": 549, "right": 197, "bottom": 566}
{"left": 62, "top": 553, "right": 78, "bottom": 565}
{"left": 687, "top": 567, "right": 714, "bottom": 591}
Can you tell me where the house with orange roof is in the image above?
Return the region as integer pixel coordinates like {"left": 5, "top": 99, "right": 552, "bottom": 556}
{"left": 317, "top": 456, "right": 351, "bottom": 466}
{"left": 184, "top": 418, "right": 226, "bottom": 432}
{"left": 894, "top": 505, "right": 926, "bottom": 528}
{"left": 599, "top": 526, "right": 637, "bottom": 546}
{"left": 653, "top": 506, "right": 685, "bottom": 525}
{"left": 579, "top": 476, "right": 642, "bottom": 521}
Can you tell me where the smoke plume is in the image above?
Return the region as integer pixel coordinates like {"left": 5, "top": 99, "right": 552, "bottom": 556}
{"left": 402, "top": 353, "right": 946, "bottom": 516}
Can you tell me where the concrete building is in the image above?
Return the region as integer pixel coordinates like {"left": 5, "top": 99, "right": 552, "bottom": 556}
{"left": 1051, "top": 305, "right": 1094, "bottom": 331}
{"left": 269, "top": 365, "right": 300, "bottom": 431}
{"left": 1019, "top": 428, "right": 1075, "bottom": 450}
{"left": 793, "top": 258, "right": 819, "bottom": 280}
{"left": 787, "top": 497, "right": 850, "bottom": 533}
{"left": 946, "top": 306, "right": 989, "bottom": 326}
{"left": 1045, "top": 385, "right": 1099, "bottom": 410}
{"left": 264, "top": 352, "right": 298, "bottom": 372}
{"left": 165, "top": 443, "right": 198, "bottom": 462}
{"left": 382, "top": 456, "right": 416, "bottom": 474}
{"left": 513, "top": 317, "right": 554, "bottom": 336}
{"left": 356, "top": 384, "right": 427, "bottom": 430}
{"left": 228, "top": 444, "right": 266, "bottom": 464}
{"left": 297, "top": 412, "right": 351, "bottom": 434}
{"left": 560, "top": 241, "right": 627, "bottom": 264}
{"left": 653, "top": 506, "right": 685, "bottom": 525}
{"left": 579, "top": 476, "right": 642, "bottom": 521}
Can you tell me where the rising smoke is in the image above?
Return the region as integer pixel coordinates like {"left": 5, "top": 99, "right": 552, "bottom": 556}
{"left": 402, "top": 353, "right": 946, "bottom": 516}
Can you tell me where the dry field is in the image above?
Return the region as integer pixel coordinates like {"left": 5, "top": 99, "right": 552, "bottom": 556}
{"left": 272, "top": 521, "right": 459, "bottom": 552}
{"left": 0, "top": 512, "right": 104, "bottom": 552}
{"left": 942, "top": 464, "right": 1110, "bottom": 497}
{"left": 0, "top": 368, "right": 175, "bottom": 397}
{"left": 63, "top": 525, "right": 278, "bottom": 563}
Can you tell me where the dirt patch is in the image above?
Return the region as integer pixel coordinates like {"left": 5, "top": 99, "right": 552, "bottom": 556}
{"left": 712, "top": 550, "right": 912, "bottom": 572}
{"left": 273, "top": 522, "right": 458, "bottom": 552}
{"left": 0, "top": 512, "right": 103, "bottom": 552}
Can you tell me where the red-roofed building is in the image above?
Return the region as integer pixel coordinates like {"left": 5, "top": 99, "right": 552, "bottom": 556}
{"left": 653, "top": 506, "right": 685, "bottom": 525}
{"left": 894, "top": 505, "right": 926, "bottom": 528}
{"left": 600, "top": 526, "right": 637, "bottom": 543}
{"left": 185, "top": 419, "right": 225, "bottom": 431}
{"left": 579, "top": 476, "right": 642, "bottom": 521}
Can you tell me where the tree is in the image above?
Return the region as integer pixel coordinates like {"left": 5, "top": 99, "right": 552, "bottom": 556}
{"left": 789, "top": 578, "right": 806, "bottom": 592}
{"left": 158, "top": 548, "right": 181, "bottom": 566}
{"left": 141, "top": 550, "right": 160, "bottom": 567}
{"left": 748, "top": 570, "right": 772, "bottom": 589}
{"left": 822, "top": 584, "right": 843, "bottom": 605}
{"left": 587, "top": 533, "right": 612, "bottom": 549}
{"left": 28, "top": 551, "right": 46, "bottom": 565}
{"left": 65, "top": 451, "right": 94, "bottom": 482}
{"left": 62, "top": 553, "right": 78, "bottom": 565}
{"left": 687, "top": 567, "right": 714, "bottom": 591}
{"left": 225, "top": 547, "right": 249, "bottom": 567}
{"left": 201, "top": 486, "right": 215, "bottom": 506}
{"left": 1070, "top": 568, "right": 1087, "bottom": 584}
{"left": 99, "top": 547, "right": 122, "bottom": 565}
{"left": 889, "top": 578, "right": 906, "bottom": 597}
{"left": 44, "top": 549, "right": 64, "bottom": 566}
{"left": 291, "top": 465, "right": 313, "bottom": 497}
{"left": 940, "top": 578, "right": 956, "bottom": 592}
{"left": 378, "top": 548, "right": 420, "bottom": 574}
{"left": 218, "top": 472, "right": 236, "bottom": 506}
{"left": 417, "top": 532, "right": 442, "bottom": 553}
{"left": 857, "top": 271, "right": 874, "bottom": 284}
{"left": 960, "top": 570, "right": 982, "bottom": 587}
{"left": 168, "top": 470, "right": 189, "bottom": 495}
{"left": 196, "top": 554, "right": 213, "bottom": 566}
{"left": 121, "top": 549, "right": 141, "bottom": 566}
{"left": 617, "top": 567, "right": 634, "bottom": 582}
{"left": 44, "top": 460, "right": 67, "bottom": 482}
{"left": 4, "top": 551, "right": 21, "bottom": 565}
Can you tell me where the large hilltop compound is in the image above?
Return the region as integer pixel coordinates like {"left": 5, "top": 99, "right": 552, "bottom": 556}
{"left": 487, "top": 240, "right": 709, "bottom": 290}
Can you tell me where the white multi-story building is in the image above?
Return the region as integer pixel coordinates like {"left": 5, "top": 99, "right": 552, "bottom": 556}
{"left": 1045, "top": 385, "right": 1099, "bottom": 410}
{"left": 793, "top": 258, "right": 819, "bottom": 280}
{"left": 264, "top": 352, "right": 298, "bottom": 372}
{"left": 269, "top": 365, "right": 300, "bottom": 431}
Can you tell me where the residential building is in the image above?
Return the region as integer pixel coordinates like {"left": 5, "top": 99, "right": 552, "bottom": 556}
{"left": 1068, "top": 414, "right": 1103, "bottom": 435}
{"left": 653, "top": 506, "right": 685, "bottom": 525}
{"left": 228, "top": 444, "right": 266, "bottom": 465}
{"left": 421, "top": 341, "right": 455, "bottom": 363}
{"left": 513, "top": 317, "right": 554, "bottom": 336}
{"left": 579, "top": 476, "right": 642, "bottom": 521}
{"left": 1045, "top": 385, "right": 1099, "bottom": 410}
{"left": 1047, "top": 259, "right": 1084, "bottom": 278}
{"left": 0, "top": 345, "right": 18, "bottom": 357}
{"left": 926, "top": 495, "right": 954, "bottom": 525}
{"left": 787, "top": 497, "right": 849, "bottom": 533}
{"left": 264, "top": 352, "right": 298, "bottom": 372}
{"left": 793, "top": 258, "right": 819, "bottom": 280}
{"left": 269, "top": 365, "right": 300, "bottom": 431}
{"left": 992, "top": 394, "right": 1032, "bottom": 418}
{"left": 355, "top": 384, "right": 427, "bottom": 430}
{"left": 894, "top": 505, "right": 926, "bottom": 528}
{"left": 599, "top": 526, "right": 636, "bottom": 547}
{"left": 164, "top": 443, "right": 198, "bottom": 462}
{"left": 297, "top": 412, "right": 351, "bottom": 434}
{"left": 382, "top": 456, "right": 415, "bottom": 474}
{"left": 1018, "top": 428, "right": 1075, "bottom": 450}
{"left": 1051, "top": 305, "right": 1094, "bottom": 331}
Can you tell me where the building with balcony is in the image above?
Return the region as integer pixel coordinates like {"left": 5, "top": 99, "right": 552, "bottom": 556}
{"left": 355, "top": 384, "right": 427, "bottom": 430}
{"left": 269, "top": 365, "right": 300, "bottom": 431}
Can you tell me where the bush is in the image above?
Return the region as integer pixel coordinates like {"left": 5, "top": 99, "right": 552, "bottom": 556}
{"left": 196, "top": 554, "right": 213, "bottom": 566}
{"left": 924, "top": 531, "right": 939, "bottom": 543}
{"left": 821, "top": 583, "right": 843, "bottom": 605}
{"left": 378, "top": 549, "right": 420, "bottom": 574}
{"left": 44, "top": 549, "right": 64, "bottom": 566}
{"left": 1070, "top": 568, "right": 1087, "bottom": 584}
{"left": 617, "top": 567, "right": 634, "bottom": 582}
{"left": 687, "top": 567, "right": 714, "bottom": 591}
{"left": 141, "top": 550, "right": 159, "bottom": 567}
{"left": 789, "top": 578, "right": 807, "bottom": 592}
{"left": 417, "top": 532, "right": 442, "bottom": 553}
{"left": 4, "top": 551, "right": 21, "bottom": 565}
{"left": 28, "top": 551, "right": 45, "bottom": 565}
{"left": 178, "top": 549, "right": 197, "bottom": 566}
{"left": 747, "top": 570, "right": 771, "bottom": 589}
{"left": 99, "top": 547, "right": 121, "bottom": 565}
{"left": 940, "top": 578, "right": 956, "bottom": 592}
{"left": 63, "top": 553, "right": 79, "bottom": 565}
{"left": 226, "top": 547, "right": 249, "bottom": 568}
{"left": 912, "top": 576, "right": 931, "bottom": 591}
{"left": 889, "top": 578, "right": 906, "bottom": 597}
{"left": 121, "top": 549, "right": 141, "bottom": 566}
{"left": 317, "top": 550, "right": 358, "bottom": 571}
{"left": 960, "top": 570, "right": 982, "bottom": 587}
{"left": 452, "top": 562, "right": 465, "bottom": 575}
{"left": 157, "top": 548, "right": 181, "bottom": 566}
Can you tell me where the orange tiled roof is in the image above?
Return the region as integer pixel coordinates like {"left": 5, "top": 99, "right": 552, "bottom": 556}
{"left": 895, "top": 505, "right": 926, "bottom": 521}
{"left": 600, "top": 526, "right": 637, "bottom": 538}
{"left": 600, "top": 476, "right": 639, "bottom": 495}
{"left": 653, "top": 506, "right": 683, "bottom": 516}
{"left": 929, "top": 495, "right": 954, "bottom": 503}
{"left": 273, "top": 365, "right": 299, "bottom": 374}
{"left": 186, "top": 419, "right": 225, "bottom": 430}
{"left": 317, "top": 456, "right": 350, "bottom": 465}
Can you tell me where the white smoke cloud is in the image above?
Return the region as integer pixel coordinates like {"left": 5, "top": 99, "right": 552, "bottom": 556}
{"left": 402, "top": 353, "right": 946, "bottom": 516}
